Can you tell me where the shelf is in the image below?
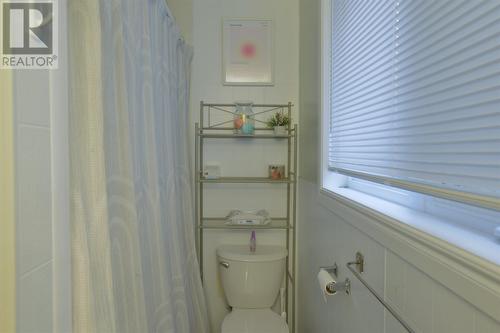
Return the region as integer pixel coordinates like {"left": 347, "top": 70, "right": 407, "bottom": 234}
{"left": 196, "top": 103, "right": 297, "bottom": 333}
{"left": 200, "top": 218, "right": 290, "bottom": 230}
{"left": 199, "top": 133, "right": 292, "bottom": 139}
{"left": 287, "top": 270, "right": 294, "bottom": 283}
{"left": 203, "top": 103, "right": 291, "bottom": 108}
{"left": 198, "top": 176, "right": 294, "bottom": 184}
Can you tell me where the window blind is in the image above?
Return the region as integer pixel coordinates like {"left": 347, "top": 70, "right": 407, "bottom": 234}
{"left": 328, "top": 0, "right": 500, "bottom": 210}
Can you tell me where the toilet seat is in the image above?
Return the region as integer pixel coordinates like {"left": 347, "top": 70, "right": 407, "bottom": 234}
{"left": 221, "top": 308, "right": 289, "bottom": 333}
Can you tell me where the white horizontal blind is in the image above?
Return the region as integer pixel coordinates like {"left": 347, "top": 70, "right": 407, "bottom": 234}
{"left": 329, "top": 0, "right": 500, "bottom": 207}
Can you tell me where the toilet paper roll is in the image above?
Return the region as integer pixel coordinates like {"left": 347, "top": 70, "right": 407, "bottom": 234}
{"left": 317, "top": 268, "right": 337, "bottom": 302}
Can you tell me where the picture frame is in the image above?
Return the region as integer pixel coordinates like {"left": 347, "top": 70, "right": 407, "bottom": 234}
{"left": 222, "top": 18, "right": 274, "bottom": 86}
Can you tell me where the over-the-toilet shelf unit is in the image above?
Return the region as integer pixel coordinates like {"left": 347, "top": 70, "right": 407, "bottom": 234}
{"left": 195, "top": 101, "right": 297, "bottom": 333}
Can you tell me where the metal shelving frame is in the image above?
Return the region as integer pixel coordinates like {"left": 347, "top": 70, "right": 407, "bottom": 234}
{"left": 195, "top": 101, "right": 297, "bottom": 333}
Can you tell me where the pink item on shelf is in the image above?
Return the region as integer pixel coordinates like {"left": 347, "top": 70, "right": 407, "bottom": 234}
{"left": 234, "top": 117, "right": 244, "bottom": 129}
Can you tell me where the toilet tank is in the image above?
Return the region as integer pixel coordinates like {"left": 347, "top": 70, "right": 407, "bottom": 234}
{"left": 217, "top": 245, "right": 287, "bottom": 309}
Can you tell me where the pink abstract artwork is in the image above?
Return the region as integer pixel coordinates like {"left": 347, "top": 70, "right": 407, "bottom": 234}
{"left": 223, "top": 19, "right": 273, "bottom": 84}
{"left": 241, "top": 43, "right": 256, "bottom": 59}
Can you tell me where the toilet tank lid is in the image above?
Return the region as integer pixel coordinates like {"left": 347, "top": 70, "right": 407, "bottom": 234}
{"left": 217, "top": 245, "right": 288, "bottom": 262}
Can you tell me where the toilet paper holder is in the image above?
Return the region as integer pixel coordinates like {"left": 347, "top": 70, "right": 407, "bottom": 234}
{"left": 319, "top": 263, "right": 351, "bottom": 295}
{"left": 329, "top": 277, "right": 351, "bottom": 295}
{"left": 320, "top": 262, "right": 338, "bottom": 277}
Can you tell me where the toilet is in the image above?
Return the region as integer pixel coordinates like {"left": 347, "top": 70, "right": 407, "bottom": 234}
{"left": 217, "top": 244, "right": 289, "bottom": 333}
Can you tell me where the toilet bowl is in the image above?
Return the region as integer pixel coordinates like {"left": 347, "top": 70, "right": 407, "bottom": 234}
{"left": 217, "top": 244, "right": 289, "bottom": 333}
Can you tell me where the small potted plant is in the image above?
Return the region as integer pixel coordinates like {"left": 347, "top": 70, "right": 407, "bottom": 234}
{"left": 266, "top": 112, "right": 290, "bottom": 135}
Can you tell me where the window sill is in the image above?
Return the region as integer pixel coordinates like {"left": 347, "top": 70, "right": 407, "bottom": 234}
{"left": 319, "top": 186, "right": 500, "bottom": 267}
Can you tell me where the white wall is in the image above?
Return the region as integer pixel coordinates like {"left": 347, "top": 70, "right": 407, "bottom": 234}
{"left": 13, "top": 1, "right": 71, "bottom": 331}
{"left": 190, "top": 0, "right": 299, "bottom": 331}
{"left": 14, "top": 68, "right": 55, "bottom": 333}
{"left": 297, "top": 1, "right": 500, "bottom": 332}
{"left": 165, "top": 0, "right": 193, "bottom": 43}
{"left": 298, "top": 0, "right": 320, "bottom": 184}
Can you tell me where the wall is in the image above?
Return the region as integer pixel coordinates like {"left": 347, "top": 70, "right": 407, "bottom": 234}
{"left": 165, "top": 0, "right": 193, "bottom": 43}
{"left": 298, "top": 0, "right": 320, "bottom": 184}
{"left": 0, "top": 70, "right": 16, "bottom": 333}
{"left": 11, "top": 0, "right": 71, "bottom": 331}
{"left": 190, "top": 0, "right": 299, "bottom": 331}
{"left": 13, "top": 69, "right": 54, "bottom": 333}
{"left": 297, "top": 1, "right": 500, "bottom": 332}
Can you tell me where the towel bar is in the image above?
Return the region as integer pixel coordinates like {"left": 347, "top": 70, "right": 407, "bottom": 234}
{"left": 346, "top": 252, "right": 416, "bottom": 333}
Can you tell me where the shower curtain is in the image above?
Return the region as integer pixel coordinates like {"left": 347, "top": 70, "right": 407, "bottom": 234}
{"left": 68, "top": 0, "right": 209, "bottom": 332}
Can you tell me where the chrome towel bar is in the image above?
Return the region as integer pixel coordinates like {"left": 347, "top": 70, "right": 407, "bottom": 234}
{"left": 346, "top": 252, "right": 416, "bottom": 333}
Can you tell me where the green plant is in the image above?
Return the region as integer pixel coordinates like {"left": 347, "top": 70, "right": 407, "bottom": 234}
{"left": 266, "top": 112, "right": 290, "bottom": 128}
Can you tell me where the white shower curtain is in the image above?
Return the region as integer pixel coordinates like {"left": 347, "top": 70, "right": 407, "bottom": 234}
{"left": 68, "top": 0, "right": 209, "bottom": 332}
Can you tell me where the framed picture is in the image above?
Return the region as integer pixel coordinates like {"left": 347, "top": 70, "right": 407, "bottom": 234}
{"left": 222, "top": 18, "right": 274, "bottom": 86}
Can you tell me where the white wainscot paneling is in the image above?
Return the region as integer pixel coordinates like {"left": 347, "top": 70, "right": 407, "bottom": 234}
{"left": 475, "top": 311, "right": 500, "bottom": 333}
{"left": 297, "top": 179, "right": 500, "bottom": 333}
{"left": 18, "top": 262, "right": 53, "bottom": 333}
{"left": 386, "top": 251, "right": 434, "bottom": 333}
{"left": 17, "top": 125, "right": 52, "bottom": 275}
{"left": 432, "top": 285, "right": 474, "bottom": 333}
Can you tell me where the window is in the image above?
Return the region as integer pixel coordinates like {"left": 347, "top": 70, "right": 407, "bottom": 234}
{"left": 322, "top": 0, "right": 500, "bottom": 213}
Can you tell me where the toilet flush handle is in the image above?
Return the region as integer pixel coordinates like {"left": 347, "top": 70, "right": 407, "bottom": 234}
{"left": 219, "top": 261, "right": 230, "bottom": 269}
